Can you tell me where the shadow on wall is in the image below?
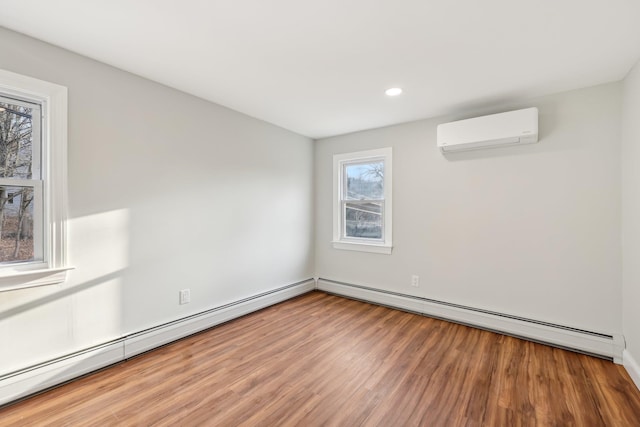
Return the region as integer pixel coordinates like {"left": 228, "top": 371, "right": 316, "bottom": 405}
{"left": 0, "top": 208, "right": 130, "bottom": 376}
{"left": 0, "top": 269, "right": 126, "bottom": 323}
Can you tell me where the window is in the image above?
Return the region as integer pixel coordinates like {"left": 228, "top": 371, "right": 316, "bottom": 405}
{"left": 0, "top": 69, "right": 69, "bottom": 291}
{"left": 333, "top": 148, "right": 392, "bottom": 254}
{"left": 0, "top": 95, "right": 43, "bottom": 264}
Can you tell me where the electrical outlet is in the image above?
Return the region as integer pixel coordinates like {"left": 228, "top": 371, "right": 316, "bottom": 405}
{"left": 179, "top": 289, "right": 191, "bottom": 305}
{"left": 411, "top": 275, "right": 420, "bottom": 287}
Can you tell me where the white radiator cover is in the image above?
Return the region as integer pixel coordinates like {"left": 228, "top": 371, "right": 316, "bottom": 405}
{"left": 1, "top": 278, "right": 631, "bottom": 406}
{"left": 0, "top": 279, "right": 315, "bottom": 406}
{"left": 317, "top": 278, "right": 624, "bottom": 362}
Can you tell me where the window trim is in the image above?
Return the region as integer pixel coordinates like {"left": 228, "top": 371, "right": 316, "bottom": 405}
{"left": 0, "top": 68, "right": 70, "bottom": 291}
{"left": 332, "top": 147, "right": 392, "bottom": 254}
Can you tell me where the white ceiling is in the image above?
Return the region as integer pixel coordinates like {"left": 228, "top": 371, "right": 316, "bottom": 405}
{"left": 0, "top": 0, "right": 639, "bottom": 139}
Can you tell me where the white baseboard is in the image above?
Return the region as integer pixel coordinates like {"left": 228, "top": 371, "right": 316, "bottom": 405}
{"left": 623, "top": 349, "right": 640, "bottom": 391}
{"left": 317, "top": 279, "right": 623, "bottom": 362}
{"left": 316, "top": 278, "right": 423, "bottom": 313}
{"left": 124, "top": 279, "right": 315, "bottom": 358}
{"left": 0, "top": 279, "right": 314, "bottom": 407}
{"left": 0, "top": 342, "right": 124, "bottom": 407}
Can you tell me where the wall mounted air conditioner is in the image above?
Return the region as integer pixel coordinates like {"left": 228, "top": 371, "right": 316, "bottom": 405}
{"left": 437, "top": 107, "right": 538, "bottom": 153}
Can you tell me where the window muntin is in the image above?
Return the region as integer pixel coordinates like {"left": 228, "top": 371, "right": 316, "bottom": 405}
{"left": 333, "top": 148, "right": 392, "bottom": 254}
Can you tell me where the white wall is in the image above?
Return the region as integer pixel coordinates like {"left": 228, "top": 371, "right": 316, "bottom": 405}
{"left": 316, "top": 83, "right": 622, "bottom": 335}
{"left": 0, "top": 26, "right": 314, "bottom": 375}
{"left": 622, "top": 59, "right": 640, "bottom": 377}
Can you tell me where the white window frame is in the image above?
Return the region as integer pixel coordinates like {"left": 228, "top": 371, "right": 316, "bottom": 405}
{"left": 0, "top": 69, "right": 70, "bottom": 291}
{"left": 332, "top": 147, "right": 392, "bottom": 254}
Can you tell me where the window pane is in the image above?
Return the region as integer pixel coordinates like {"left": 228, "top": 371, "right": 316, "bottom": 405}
{"left": 345, "top": 161, "right": 384, "bottom": 200}
{"left": 0, "top": 100, "right": 34, "bottom": 179}
{"left": 0, "top": 186, "right": 35, "bottom": 263}
{"left": 345, "top": 201, "right": 382, "bottom": 239}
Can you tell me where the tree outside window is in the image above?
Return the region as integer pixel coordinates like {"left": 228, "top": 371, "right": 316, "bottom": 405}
{"left": 0, "top": 98, "right": 39, "bottom": 263}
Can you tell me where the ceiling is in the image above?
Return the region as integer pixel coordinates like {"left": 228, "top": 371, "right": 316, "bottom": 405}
{"left": 0, "top": 0, "right": 639, "bottom": 139}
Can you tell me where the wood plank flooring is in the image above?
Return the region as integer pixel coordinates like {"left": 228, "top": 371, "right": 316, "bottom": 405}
{"left": 1, "top": 291, "right": 640, "bottom": 426}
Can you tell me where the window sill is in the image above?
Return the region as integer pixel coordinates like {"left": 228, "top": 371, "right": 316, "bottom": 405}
{"left": 0, "top": 267, "right": 74, "bottom": 292}
{"left": 332, "top": 241, "right": 393, "bottom": 255}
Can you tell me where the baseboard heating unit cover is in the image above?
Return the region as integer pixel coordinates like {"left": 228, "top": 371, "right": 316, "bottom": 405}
{"left": 0, "top": 279, "right": 315, "bottom": 406}
{"left": 316, "top": 278, "right": 623, "bottom": 362}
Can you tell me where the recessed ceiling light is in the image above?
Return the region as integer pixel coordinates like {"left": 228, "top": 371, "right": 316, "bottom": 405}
{"left": 385, "top": 87, "right": 403, "bottom": 97}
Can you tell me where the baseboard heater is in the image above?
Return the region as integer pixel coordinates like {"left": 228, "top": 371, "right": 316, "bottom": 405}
{"left": 316, "top": 278, "right": 624, "bottom": 362}
{"left": 0, "top": 279, "right": 315, "bottom": 407}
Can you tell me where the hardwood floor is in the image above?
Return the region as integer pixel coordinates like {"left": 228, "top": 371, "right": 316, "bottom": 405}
{"left": 2, "top": 291, "right": 640, "bottom": 426}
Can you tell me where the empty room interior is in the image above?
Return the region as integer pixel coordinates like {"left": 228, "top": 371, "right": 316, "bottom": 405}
{"left": 1, "top": 0, "right": 640, "bottom": 425}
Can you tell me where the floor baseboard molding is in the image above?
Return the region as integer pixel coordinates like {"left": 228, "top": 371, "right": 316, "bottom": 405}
{"left": 317, "top": 278, "right": 624, "bottom": 362}
{"left": 0, "top": 279, "right": 315, "bottom": 407}
{"left": 124, "top": 279, "right": 315, "bottom": 358}
{"left": 623, "top": 349, "right": 640, "bottom": 391}
{"left": 0, "top": 342, "right": 124, "bottom": 407}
